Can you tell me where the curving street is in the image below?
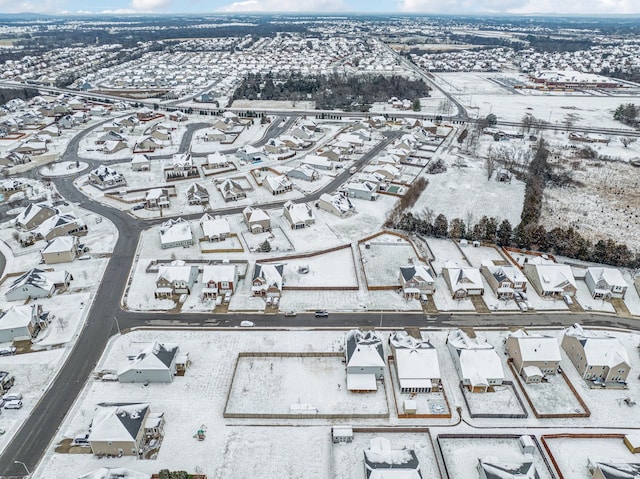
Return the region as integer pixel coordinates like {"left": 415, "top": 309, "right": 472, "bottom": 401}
{"left": 0, "top": 109, "right": 638, "bottom": 476}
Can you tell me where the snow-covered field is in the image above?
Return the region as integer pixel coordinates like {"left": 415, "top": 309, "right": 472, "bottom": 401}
{"left": 360, "top": 235, "right": 420, "bottom": 288}
{"left": 462, "top": 383, "right": 526, "bottom": 417}
{"left": 226, "top": 355, "right": 388, "bottom": 416}
{"left": 39, "top": 161, "right": 89, "bottom": 177}
{"left": 412, "top": 163, "right": 526, "bottom": 227}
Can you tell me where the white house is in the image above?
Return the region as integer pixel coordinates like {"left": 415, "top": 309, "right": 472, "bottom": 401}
{"left": 159, "top": 218, "right": 193, "bottom": 249}
{"left": 0, "top": 303, "right": 47, "bottom": 342}
{"left": 200, "top": 214, "right": 230, "bottom": 242}
{"left": 317, "top": 193, "right": 356, "bottom": 218}
{"left": 283, "top": 201, "right": 315, "bottom": 229}
{"left": 389, "top": 331, "right": 440, "bottom": 393}
{"left": 442, "top": 262, "right": 484, "bottom": 299}
{"left": 585, "top": 267, "right": 628, "bottom": 300}
{"left": 118, "top": 343, "right": 181, "bottom": 383}
{"left": 506, "top": 329, "right": 562, "bottom": 383}
{"left": 345, "top": 330, "right": 385, "bottom": 392}
{"left": 523, "top": 257, "right": 577, "bottom": 298}
{"left": 446, "top": 329, "right": 504, "bottom": 392}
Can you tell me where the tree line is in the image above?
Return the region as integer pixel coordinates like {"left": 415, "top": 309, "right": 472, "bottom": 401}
{"left": 232, "top": 73, "right": 430, "bottom": 111}
{"left": 389, "top": 139, "right": 639, "bottom": 268}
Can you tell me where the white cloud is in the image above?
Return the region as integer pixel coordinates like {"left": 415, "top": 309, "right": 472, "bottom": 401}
{"left": 129, "top": 0, "right": 173, "bottom": 12}
{"left": 398, "top": 0, "right": 640, "bottom": 13}
{"left": 219, "top": 0, "right": 347, "bottom": 12}
{"left": 0, "top": 0, "right": 68, "bottom": 13}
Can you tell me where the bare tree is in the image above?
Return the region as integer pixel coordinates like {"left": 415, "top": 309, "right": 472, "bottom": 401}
{"left": 485, "top": 154, "right": 496, "bottom": 181}
{"left": 621, "top": 137, "right": 637, "bottom": 148}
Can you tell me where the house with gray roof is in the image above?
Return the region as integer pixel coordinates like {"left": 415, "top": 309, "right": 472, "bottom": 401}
{"left": 399, "top": 264, "right": 435, "bottom": 298}
{"left": 478, "top": 457, "right": 539, "bottom": 479}
{"left": 6, "top": 268, "right": 72, "bottom": 301}
{"left": 590, "top": 461, "right": 640, "bottom": 479}
{"left": 585, "top": 267, "right": 628, "bottom": 300}
{"left": 0, "top": 303, "right": 47, "bottom": 343}
{"left": 364, "top": 437, "right": 422, "bottom": 479}
{"left": 88, "top": 403, "right": 151, "bottom": 457}
{"left": 345, "top": 330, "right": 385, "bottom": 392}
{"left": 251, "top": 263, "right": 284, "bottom": 298}
{"left": 118, "top": 343, "right": 181, "bottom": 383}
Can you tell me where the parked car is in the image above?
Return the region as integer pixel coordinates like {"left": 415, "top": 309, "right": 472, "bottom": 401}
{"left": 0, "top": 346, "right": 16, "bottom": 356}
{"left": 240, "top": 321, "right": 254, "bottom": 327}
{"left": 518, "top": 302, "right": 528, "bottom": 312}
{"left": 132, "top": 202, "right": 145, "bottom": 211}
{"left": 2, "top": 392, "right": 21, "bottom": 402}
{"left": 314, "top": 310, "right": 329, "bottom": 317}
{"left": 563, "top": 295, "right": 573, "bottom": 305}
{"left": 283, "top": 311, "right": 297, "bottom": 317}
{"left": 4, "top": 400, "right": 22, "bottom": 409}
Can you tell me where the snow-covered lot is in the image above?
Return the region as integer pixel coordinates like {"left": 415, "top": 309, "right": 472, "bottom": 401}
{"left": 225, "top": 355, "right": 388, "bottom": 416}
{"left": 413, "top": 163, "right": 526, "bottom": 227}
{"left": 519, "top": 373, "right": 587, "bottom": 416}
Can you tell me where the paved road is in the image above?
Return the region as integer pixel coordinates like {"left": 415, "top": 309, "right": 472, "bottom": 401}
{"left": 0, "top": 106, "right": 637, "bottom": 476}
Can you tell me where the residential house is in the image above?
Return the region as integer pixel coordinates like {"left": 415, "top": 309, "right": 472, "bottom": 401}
{"left": 264, "top": 138, "right": 289, "bottom": 155}
{"left": 562, "top": 323, "right": 631, "bottom": 383}
{"left": 202, "top": 128, "right": 226, "bottom": 142}
{"left": 236, "top": 145, "right": 264, "bottom": 162}
{"left": 117, "top": 343, "right": 181, "bottom": 383}
{"left": 217, "top": 178, "right": 246, "bottom": 202}
{"left": 585, "top": 267, "right": 628, "bottom": 300}
{"left": 243, "top": 206, "right": 271, "bottom": 233}
{"left": 523, "top": 257, "right": 577, "bottom": 298}
{"left": 0, "top": 179, "right": 25, "bottom": 193}
{"left": 155, "top": 261, "right": 198, "bottom": 298}
{"left": 96, "top": 131, "right": 126, "bottom": 145}
{"left": 399, "top": 264, "right": 435, "bottom": 299}
{"left": 202, "top": 264, "right": 237, "bottom": 300}
{"left": 283, "top": 201, "right": 315, "bottom": 229}
{"left": 290, "top": 125, "right": 313, "bottom": 140}
{"left": 302, "top": 155, "right": 334, "bottom": 171}
{"left": 206, "top": 151, "right": 229, "bottom": 169}
{"left": 0, "top": 303, "right": 47, "bottom": 343}
{"left": 88, "top": 403, "right": 151, "bottom": 457}
{"left": 363, "top": 164, "right": 399, "bottom": 180}
{"left": 442, "top": 262, "right": 484, "bottom": 299}
{"left": 136, "top": 136, "right": 162, "bottom": 151}
{"left": 6, "top": 268, "right": 72, "bottom": 302}
{"left": 2, "top": 152, "right": 31, "bottom": 166}
{"left": 478, "top": 458, "right": 539, "bottom": 479}
{"left": 40, "top": 235, "right": 81, "bottom": 264}
{"left": 165, "top": 152, "right": 198, "bottom": 179}
{"left": 145, "top": 188, "right": 170, "bottom": 210}
{"left": 136, "top": 107, "right": 156, "bottom": 120}
{"left": 287, "top": 164, "right": 319, "bottom": 182}
{"left": 186, "top": 183, "right": 210, "bottom": 205}
{"left": 159, "top": 218, "right": 193, "bottom": 249}
{"left": 446, "top": 329, "right": 504, "bottom": 392}
{"left": 37, "top": 213, "right": 87, "bottom": 241}
{"left": 481, "top": 260, "right": 528, "bottom": 299}
{"left": 345, "top": 329, "right": 385, "bottom": 392}
{"left": 590, "top": 462, "right": 640, "bottom": 479}
{"left": 168, "top": 111, "right": 187, "bottom": 122}
{"left": 506, "top": 329, "right": 562, "bottom": 383}
{"left": 147, "top": 124, "right": 171, "bottom": 141}
{"left": 346, "top": 181, "right": 378, "bottom": 201}
{"left": 12, "top": 139, "right": 47, "bottom": 155}
{"left": 200, "top": 214, "right": 230, "bottom": 242}
{"left": 131, "top": 154, "right": 151, "bottom": 172}
{"left": 263, "top": 175, "right": 293, "bottom": 195}
{"left": 89, "top": 166, "right": 127, "bottom": 189}
{"left": 364, "top": 437, "right": 422, "bottom": 479}
{"left": 101, "top": 140, "right": 128, "bottom": 155}
{"left": 317, "top": 148, "right": 343, "bottom": 162}
{"left": 389, "top": 331, "right": 441, "bottom": 393}
{"left": 317, "top": 193, "right": 356, "bottom": 218}
{"left": 251, "top": 263, "right": 284, "bottom": 297}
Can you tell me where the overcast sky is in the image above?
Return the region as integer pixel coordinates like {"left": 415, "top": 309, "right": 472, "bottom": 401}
{"left": 2, "top": 0, "right": 640, "bottom": 15}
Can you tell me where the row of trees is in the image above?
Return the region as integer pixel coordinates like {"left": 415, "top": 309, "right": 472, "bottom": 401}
{"left": 232, "top": 73, "right": 430, "bottom": 111}
{"left": 0, "top": 87, "right": 39, "bottom": 105}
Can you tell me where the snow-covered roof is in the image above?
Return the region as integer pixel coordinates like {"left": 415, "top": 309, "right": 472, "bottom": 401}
{"left": 364, "top": 437, "right": 421, "bottom": 479}
{"left": 36, "top": 213, "right": 85, "bottom": 238}
{"left": 586, "top": 267, "right": 627, "bottom": 288}
{"left": 8, "top": 268, "right": 56, "bottom": 294}
{"left": 200, "top": 214, "right": 230, "bottom": 238}
{"left": 564, "top": 324, "right": 630, "bottom": 368}
{"left": 159, "top": 218, "right": 192, "bottom": 245}
{"left": 443, "top": 264, "right": 483, "bottom": 292}
{"left": 508, "top": 329, "right": 562, "bottom": 362}
{"left": 118, "top": 343, "right": 178, "bottom": 376}
{"left": 252, "top": 263, "right": 284, "bottom": 292}
{"left": 390, "top": 331, "right": 440, "bottom": 381}
{"left": 345, "top": 330, "right": 385, "bottom": 368}
{"left": 202, "top": 264, "right": 236, "bottom": 284}
{"left": 243, "top": 206, "right": 270, "bottom": 223}
{"left": 400, "top": 264, "right": 434, "bottom": 284}
{"left": 41, "top": 235, "right": 77, "bottom": 254}
{"left": 89, "top": 403, "right": 149, "bottom": 443}
{"left": 14, "top": 201, "right": 55, "bottom": 228}
{"left": 477, "top": 457, "right": 538, "bottom": 479}
{"left": 157, "top": 263, "right": 197, "bottom": 284}
{"left": 284, "top": 201, "right": 315, "bottom": 225}
{"left": 0, "top": 304, "right": 37, "bottom": 330}
{"left": 526, "top": 261, "right": 576, "bottom": 292}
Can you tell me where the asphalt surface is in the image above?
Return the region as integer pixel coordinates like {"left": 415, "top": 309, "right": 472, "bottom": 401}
{"left": 0, "top": 109, "right": 638, "bottom": 476}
